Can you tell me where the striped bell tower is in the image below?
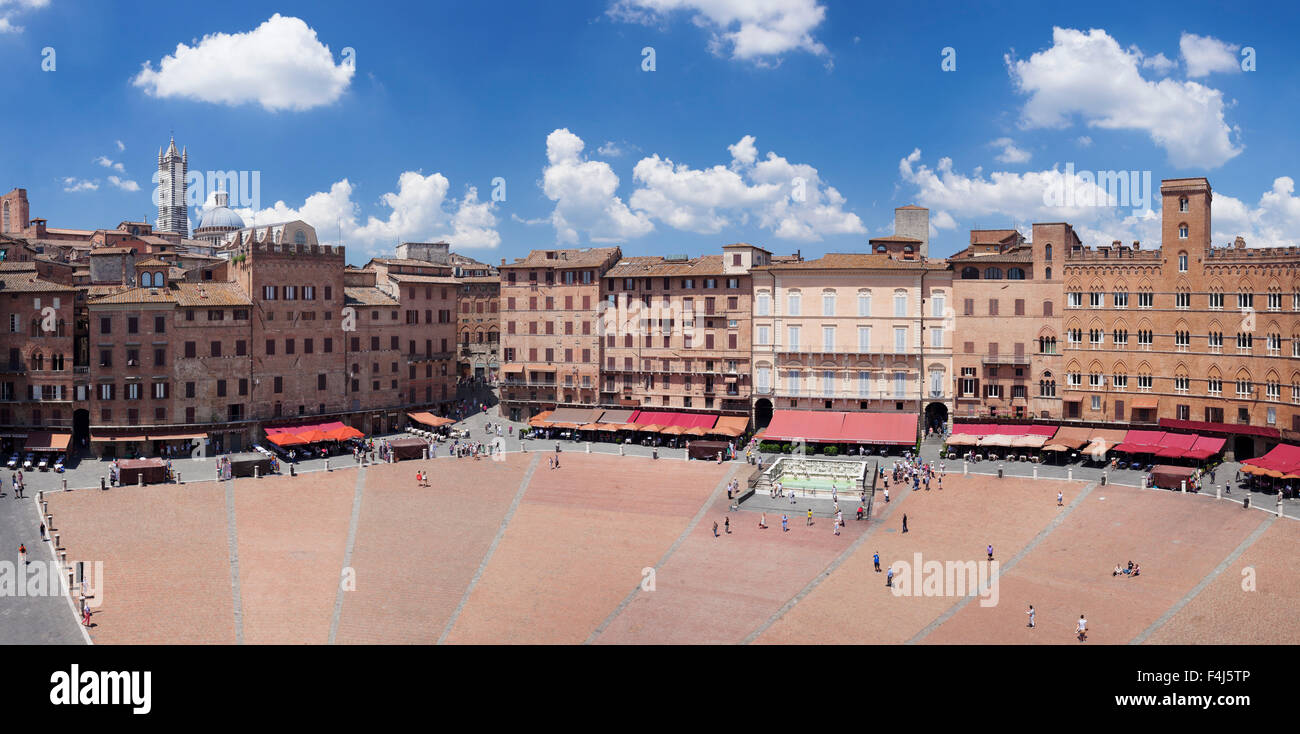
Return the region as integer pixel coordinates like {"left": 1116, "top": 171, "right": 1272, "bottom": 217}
{"left": 156, "top": 135, "right": 189, "bottom": 237}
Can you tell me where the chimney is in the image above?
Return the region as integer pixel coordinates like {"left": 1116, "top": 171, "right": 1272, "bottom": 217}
{"left": 1234, "top": 236, "right": 1246, "bottom": 249}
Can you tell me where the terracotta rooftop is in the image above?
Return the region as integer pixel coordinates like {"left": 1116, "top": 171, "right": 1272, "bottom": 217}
{"left": 0, "top": 273, "right": 76, "bottom": 292}
{"left": 505, "top": 247, "right": 621, "bottom": 269}
{"left": 135, "top": 258, "right": 171, "bottom": 267}
{"left": 868, "top": 235, "right": 923, "bottom": 243}
{"left": 87, "top": 281, "right": 252, "bottom": 306}
{"left": 606, "top": 254, "right": 728, "bottom": 277}
{"left": 385, "top": 273, "right": 460, "bottom": 285}
{"left": 754, "top": 253, "right": 948, "bottom": 271}
{"left": 969, "top": 229, "right": 1022, "bottom": 245}
{"left": 344, "top": 286, "right": 400, "bottom": 307}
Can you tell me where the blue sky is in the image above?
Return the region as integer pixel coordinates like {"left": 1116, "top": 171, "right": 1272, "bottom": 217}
{"left": 2, "top": 0, "right": 1297, "bottom": 265}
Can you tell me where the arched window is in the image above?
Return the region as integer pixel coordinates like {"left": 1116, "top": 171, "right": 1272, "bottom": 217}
{"left": 1045, "top": 267, "right": 1052, "bottom": 280}
{"left": 1044, "top": 243, "right": 1052, "bottom": 261}
{"left": 29, "top": 351, "right": 43, "bottom": 371}
{"left": 140, "top": 272, "right": 152, "bottom": 287}
{"left": 294, "top": 229, "right": 307, "bottom": 245}
{"left": 154, "top": 271, "right": 165, "bottom": 285}
{"left": 876, "top": 244, "right": 887, "bottom": 253}
{"left": 1178, "top": 224, "right": 1189, "bottom": 240}
{"left": 984, "top": 267, "right": 1003, "bottom": 280}
{"left": 1178, "top": 251, "right": 1188, "bottom": 272}
{"left": 961, "top": 266, "right": 979, "bottom": 280}
{"left": 1007, "top": 267, "right": 1026, "bottom": 280}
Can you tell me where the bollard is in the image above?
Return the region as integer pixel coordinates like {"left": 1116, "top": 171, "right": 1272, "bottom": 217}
{"left": 1033, "top": 466, "right": 1038, "bottom": 480}
{"left": 997, "top": 464, "right": 1004, "bottom": 479}
{"left": 178, "top": 472, "right": 183, "bottom": 485}
{"left": 290, "top": 465, "right": 296, "bottom": 477}
{"left": 962, "top": 461, "right": 968, "bottom": 476}
{"left": 619, "top": 444, "right": 624, "bottom": 456}
{"left": 326, "top": 459, "right": 331, "bottom": 472}
{"left": 54, "top": 533, "right": 60, "bottom": 548}
{"left": 1067, "top": 467, "right": 1073, "bottom": 481}
{"left": 1180, "top": 480, "right": 1186, "bottom": 494}
{"left": 42, "top": 501, "right": 48, "bottom": 515}
{"left": 585, "top": 442, "right": 590, "bottom": 454}
{"left": 137, "top": 473, "right": 143, "bottom": 487}
{"left": 101, "top": 477, "right": 106, "bottom": 491}
{"left": 62, "top": 478, "right": 67, "bottom": 491}
{"left": 254, "top": 466, "right": 260, "bottom": 479}
{"left": 423, "top": 449, "right": 429, "bottom": 461}
{"left": 38, "top": 490, "right": 44, "bottom": 502}
{"left": 1101, "top": 473, "right": 1107, "bottom": 486}
{"left": 1216, "top": 484, "right": 1222, "bottom": 500}
{"left": 1279, "top": 497, "right": 1285, "bottom": 518}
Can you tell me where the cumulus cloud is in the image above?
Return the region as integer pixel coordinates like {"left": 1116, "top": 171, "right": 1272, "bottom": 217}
{"left": 608, "top": 0, "right": 828, "bottom": 64}
{"left": 0, "top": 0, "right": 49, "bottom": 33}
{"left": 107, "top": 175, "right": 140, "bottom": 192}
{"left": 62, "top": 177, "right": 98, "bottom": 192}
{"left": 629, "top": 134, "right": 865, "bottom": 241}
{"left": 990, "top": 137, "right": 1031, "bottom": 164}
{"left": 132, "top": 14, "right": 354, "bottom": 111}
{"left": 1180, "top": 32, "right": 1241, "bottom": 77}
{"left": 234, "top": 172, "right": 501, "bottom": 256}
{"left": 1006, "top": 27, "right": 1242, "bottom": 168}
{"left": 897, "top": 148, "right": 1162, "bottom": 248}
{"left": 1212, "top": 177, "right": 1300, "bottom": 246}
{"left": 1139, "top": 51, "right": 1176, "bottom": 74}
{"left": 541, "top": 128, "right": 654, "bottom": 244}
{"left": 1076, "top": 136, "right": 1092, "bottom": 147}
{"left": 115, "top": 140, "right": 126, "bottom": 152}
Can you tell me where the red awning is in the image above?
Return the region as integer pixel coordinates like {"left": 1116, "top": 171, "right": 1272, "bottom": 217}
{"left": 1158, "top": 418, "right": 1280, "bottom": 439}
{"left": 1242, "top": 443, "right": 1300, "bottom": 475}
{"left": 841, "top": 412, "right": 918, "bottom": 445}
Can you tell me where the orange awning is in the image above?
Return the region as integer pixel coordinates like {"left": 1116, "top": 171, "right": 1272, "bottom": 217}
{"left": 528, "top": 411, "right": 554, "bottom": 427}
{"left": 1131, "top": 396, "right": 1159, "bottom": 410}
{"left": 579, "top": 423, "right": 602, "bottom": 430}
{"left": 408, "top": 412, "right": 453, "bottom": 427}
{"left": 268, "top": 433, "right": 309, "bottom": 447}
{"left": 26, "top": 432, "right": 72, "bottom": 452}
{"left": 637, "top": 424, "right": 665, "bottom": 433}
{"left": 710, "top": 416, "right": 749, "bottom": 437}
{"left": 660, "top": 425, "right": 687, "bottom": 436}
{"left": 500, "top": 364, "right": 524, "bottom": 374}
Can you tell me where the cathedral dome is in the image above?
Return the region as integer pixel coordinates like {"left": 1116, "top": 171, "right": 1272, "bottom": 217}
{"left": 197, "top": 205, "right": 245, "bottom": 230}
{"left": 196, "top": 190, "right": 244, "bottom": 231}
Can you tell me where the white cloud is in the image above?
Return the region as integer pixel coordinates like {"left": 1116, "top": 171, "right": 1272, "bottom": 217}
{"left": 1212, "top": 177, "right": 1300, "bottom": 246}
{"left": 541, "top": 128, "right": 653, "bottom": 244}
{"left": 1140, "top": 51, "right": 1176, "bottom": 74}
{"left": 115, "top": 140, "right": 126, "bottom": 152}
{"left": 132, "top": 14, "right": 354, "bottom": 112}
{"left": 107, "top": 176, "right": 140, "bottom": 192}
{"left": 1076, "top": 136, "right": 1092, "bottom": 147}
{"left": 62, "top": 177, "right": 98, "bottom": 193}
{"left": 1179, "top": 32, "right": 1240, "bottom": 77}
{"left": 1006, "top": 27, "right": 1242, "bottom": 168}
{"left": 897, "top": 148, "right": 1161, "bottom": 248}
{"left": 990, "top": 137, "right": 1031, "bottom": 164}
{"left": 94, "top": 155, "right": 126, "bottom": 173}
{"left": 234, "top": 172, "right": 500, "bottom": 256}
{"left": 609, "top": 0, "right": 828, "bottom": 64}
{"left": 629, "top": 134, "right": 865, "bottom": 241}
{"left": 0, "top": 0, "right": 49, "bottom": 33}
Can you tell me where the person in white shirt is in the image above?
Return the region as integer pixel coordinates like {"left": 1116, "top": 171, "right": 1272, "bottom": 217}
{"left": 1076, "top": 615, "right": 1087, "bottom": 641}
{"left": 1026, "top": 605, "right": 1035, "bottom": 628}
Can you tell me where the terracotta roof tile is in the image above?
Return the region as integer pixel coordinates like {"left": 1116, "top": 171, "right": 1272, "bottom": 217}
{"left": 344, "top": 286, "right": 400, "bottom": 306}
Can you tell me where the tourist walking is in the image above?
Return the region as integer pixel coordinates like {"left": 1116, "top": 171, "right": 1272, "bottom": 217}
{"left": 781, "top": 514, "right": 789, "bottom": 532}
{"left": 886, "top": 566, "right": 894, "bottom": 587}
{"left": 713, "top": 521, "right": 719, "bottom": 538}
{"left": 873, "top": 552, "right": 881, "bottom": 572}
{"left": 1057, "top": 491, "right": 1064, "bottom": 506}
{"left": 724, "top": 517, "right": 730, "bottom": 535}
{"left": 1076, "top": 614, "right": 1088, "bottom": 642}
{"left": 987, "top": 544, "right": 994, "bottom": 562}
{"left": 901, "top": 514, "right": 908, "bottom": 533}
{"left": 806, "top": 508, "right": 813, "bottom": 526}
{"left": 18, "top": 543, "right": 26, "bottom": 566}
{"left": 1026, "top": 605, "right": 1035, "bottom": 629}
